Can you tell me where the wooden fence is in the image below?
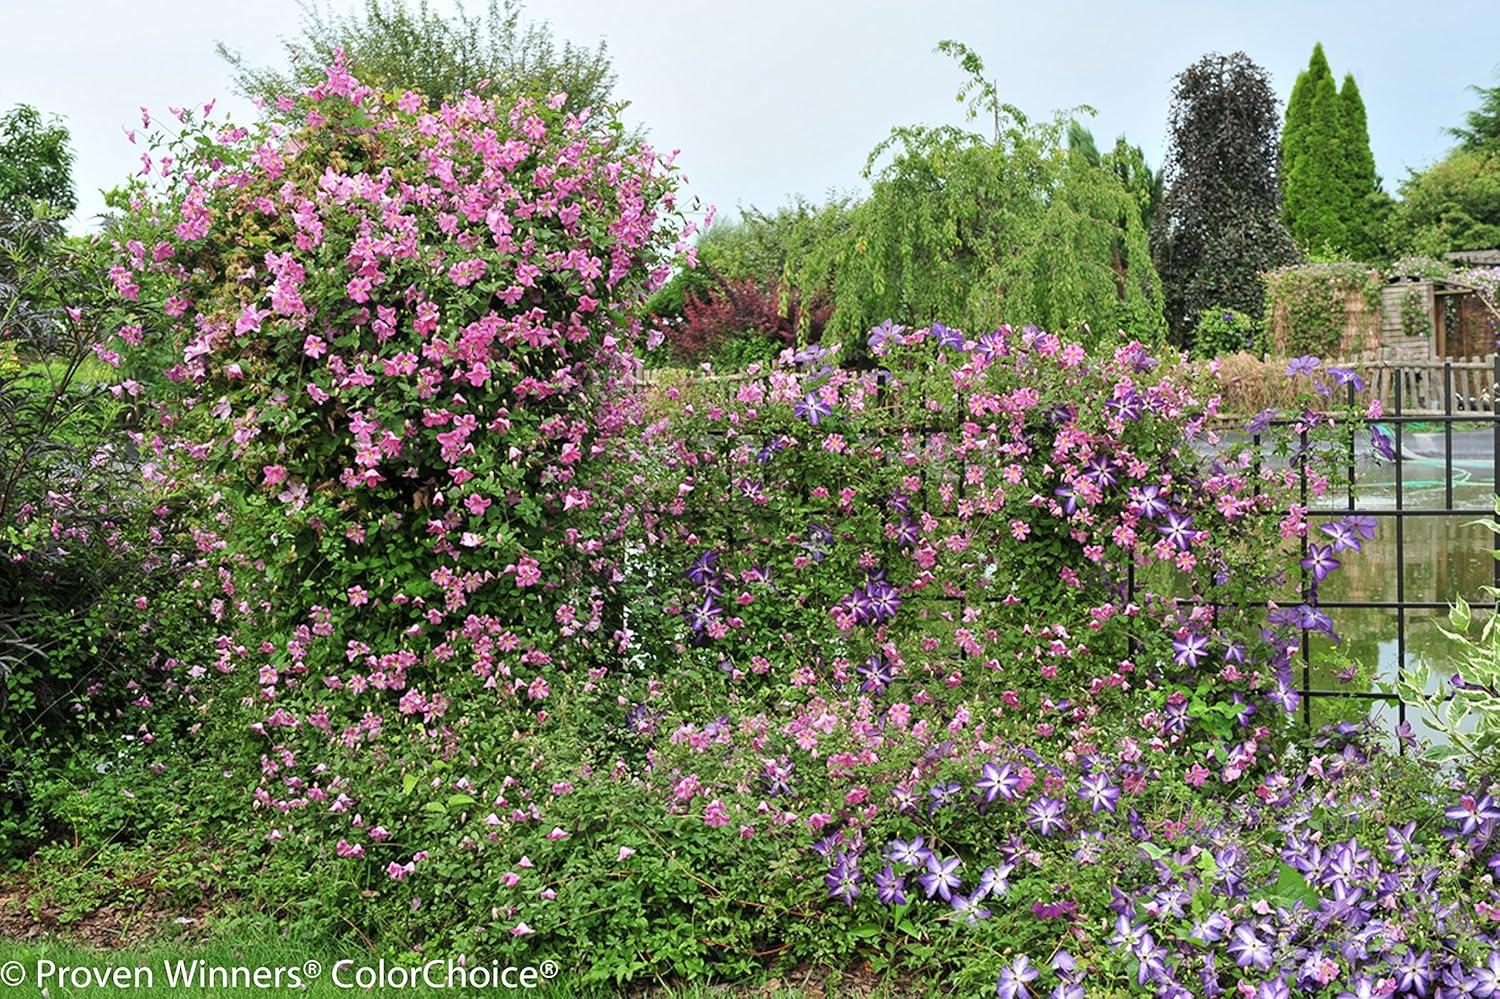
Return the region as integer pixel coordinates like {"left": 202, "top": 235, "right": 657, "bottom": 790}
{"left": 1331, "top": 354, "right": 1497, "bottom": 414}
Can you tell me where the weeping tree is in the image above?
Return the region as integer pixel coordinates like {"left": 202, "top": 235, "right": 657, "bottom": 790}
{"left": 218, "top": 0, "right": 615, "bottom": 114}
{"left": 1070, "top": 123, "right": 1164, "bottom": 236}
{"left": 823, "top": 41, "right": 1166, "bottom": 350}
{"left": 1153, "top": 51, "right": 1299, "bottom": 344}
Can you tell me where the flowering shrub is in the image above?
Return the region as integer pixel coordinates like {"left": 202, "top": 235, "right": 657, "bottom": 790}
{"left": 103, "top": 53, "right": 695, "bottom": 944}
{"left": 668, "top": 275, "right": 830, "bottom": 367}
{"left": 0, "top": 209, "right": 219, "bottom": 852}
{"left": 628, "top": 324, "right": 1366, "bottom": 812}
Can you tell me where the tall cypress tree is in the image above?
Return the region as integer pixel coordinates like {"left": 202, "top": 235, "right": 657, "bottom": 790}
{"left": 1283, "top": 44, "right": 1350, "bottom": 253}
{"left": 1282, "top": 43, "right": 1331, "bottom": 194}
{"left": 1338, "top": 73, "right": 1380, "bottom": 258}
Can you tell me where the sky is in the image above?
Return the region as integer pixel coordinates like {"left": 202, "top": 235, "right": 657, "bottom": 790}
{"left": 1, "top": 0, "right": 1497, "bottom": 233}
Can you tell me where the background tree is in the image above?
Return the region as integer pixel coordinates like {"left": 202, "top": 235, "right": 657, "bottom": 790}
{"left": 1283, "top": 46, "right": 1384, "bottom": 259}
{"left": 1283, "top": 46, "right": 1344, "bottom": 253}
{"left": 1450, "top": 71, "right": 1500, "bottom": 153}
{"left": 0, "top": 105, "right": 75, "bottom": 220}
{"left": 1070, "top": 123, "right": 1163, "bottom": 233}
{"left": 821, "top": 41, "right": 1165, "bottom": 351}
{"left": 1338, "top": 73, "right": 1384, "bottom": 258}
{"left": 645, "top": 199, "right": 851, "bottom": 365}
{"left": 1152, "top": 51, "right": 1299, "bottom": 343}
{"left": 1288, "top": 69, "right": 1349, "bottom": 252}
{"left": 218, "top": 0, "right": 615, "bottom": 113}
{"left": 1390, "top": 73, "right": 1500, "bottom": 254}
{"left": 1281, "top": 42, "right": 1331, "bottom": 221}
{"left": 1390, "top": 149, "right": 1500, "bottom": 254}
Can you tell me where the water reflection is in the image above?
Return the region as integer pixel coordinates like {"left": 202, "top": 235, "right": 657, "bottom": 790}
{"left": 1305, "top": 430, "right": 1497, "bottom": 738}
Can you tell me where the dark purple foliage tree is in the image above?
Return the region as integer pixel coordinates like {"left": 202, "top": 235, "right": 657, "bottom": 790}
{"left": 1151, "top": 52, "right": 1299, "bottom": 344}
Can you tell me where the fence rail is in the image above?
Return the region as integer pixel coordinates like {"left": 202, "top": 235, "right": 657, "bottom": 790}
{"left": 1323, "top": 353, "right": 1497, "bottom": 414}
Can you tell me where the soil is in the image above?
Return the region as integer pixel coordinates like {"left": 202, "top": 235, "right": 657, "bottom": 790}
{"left": 0, "top": 870, "right": 208, "bottom": 950}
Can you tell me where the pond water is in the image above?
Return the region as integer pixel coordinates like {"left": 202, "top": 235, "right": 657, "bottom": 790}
{"left": 1304, "top": 428, "right": 1498, "bottom": 739}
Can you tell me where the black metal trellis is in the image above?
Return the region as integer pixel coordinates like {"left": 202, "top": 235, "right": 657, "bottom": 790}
{"left": 1284, "top": 357, "right": 1500, "bottom": 728}
{"left": 658, "top": 354, "right": 1500, "bottom": 729}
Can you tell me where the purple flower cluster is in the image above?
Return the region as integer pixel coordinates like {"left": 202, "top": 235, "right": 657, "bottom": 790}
{"left": 684, "top": 548, "right": 725, "bottom": 638}
{"left": 836, "top": 567, "right": 902, "bottom": 626}
{"left": 818, "top": 727, "right": 1500, "bottom": 998}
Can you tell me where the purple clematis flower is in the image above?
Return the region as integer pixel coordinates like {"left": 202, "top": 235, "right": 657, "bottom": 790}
{"left": 871, "top": 864, "right": 907, "bottom": 906}
{"left": 1130, "top": 484, "right": 1170, "bottom": 521}
{"left": 1078, "top": 773, "right": 1120, "bottom": 813}
{"left": 1025, "top": 796, "right": 1069, "bottom": 837}
{"left": 1158, "top": 510, "right": 1196, "bottom": 550}
{"left": 950, "top": 892, "right": 991, "bottom": 924}
{"left": 1172, "top": 632, "right": 1210, "bottom": 669}
{"left": 1319, "top": 520, "right": 1363, "bottom": 552}
{"left": 1286, "top": 355, "right": 1321, "bottom": 377}
{"left": 857, "top": 654, "right": 893, "bottom": 693}
{"left": 927, "top": 781, "right": 962, "bottom": 814}
{"left": 686, "top": 549, "right": 719, "bottom": 585}
{"left": 1301, "top": 543, "right": 1341, "bottom": 581}
{"left": 995, "top": 955, "right": 1038, "bottom": 999}
{"left": 974, "top": 864, "right": 1014, "bottom": 899}
{"left": 1107, "top": 391, "right": 1144, "bottom": 422}
{"left": 1470, "top": 951, "right": 1500, "bottom": 997}
{"left": 1328, "top": 366, "right": 1366, "bottom": 391}
{"left": 975, "top": 329, "right": 1007, "bottom": 360}
{"left": 1082, "top": 454, "right": 1118, "bottom": 488}
{"left": 976, "top": 761, "right": 1022, "bottom": 804}
{"left": 886, "top": 836, "right": 932, "bottom": 867}
{"left": 823, "top": 852, "right": 861, "bottom": 906}
{"left": 1257, "top": 978, "right": 1290, "bottom": 999}
{"left": 867, "top": 319, "right": 906, "bottom": 352}
{"left": 1109, "top": 914, "right": 1145, "bottom": 951}
{"left": 1371, "top": 426, "right": 1397, "bottom": 461}
{"left": 1394, "top": 950, "right": 1432, "bottom": 997}
{"left": 685, "top": 595, "right": 723, "bottom": 633}
{"left": 863, "top": 579, "right": 902, "bottom": 623}
{"left": 1446, "top": 794, "right": 1500, "bottom": 836}
{"left": 931, "top": 322, "right": 966, "bottom": 350}
{"left": 1386, "top": 821, "right": 1418, "bottom": 864}
{"left": 794, "top": 392, "right": 832, "bottom": 426}
{"left": 917, "top": 854, "right": 963, "bottom": 901}
{"left": 1227, "top": 923, "right": 1273, "bottom": 970}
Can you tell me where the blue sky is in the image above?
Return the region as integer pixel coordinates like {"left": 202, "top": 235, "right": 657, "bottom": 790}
{"left": 2, "top": 0, "right": 1496, "bottom": 231}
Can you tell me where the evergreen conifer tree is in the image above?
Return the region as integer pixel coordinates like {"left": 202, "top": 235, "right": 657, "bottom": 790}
{"left": 1338, "top": 73, "right": 1380, "bottom": 258}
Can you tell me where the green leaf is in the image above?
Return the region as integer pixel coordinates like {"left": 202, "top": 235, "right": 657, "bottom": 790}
{"left": 1451, "top": 596, "right": 1473, "bottom": 633}
{"left": 1270, "top": 863, "right": 1320, "bottom": 907}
